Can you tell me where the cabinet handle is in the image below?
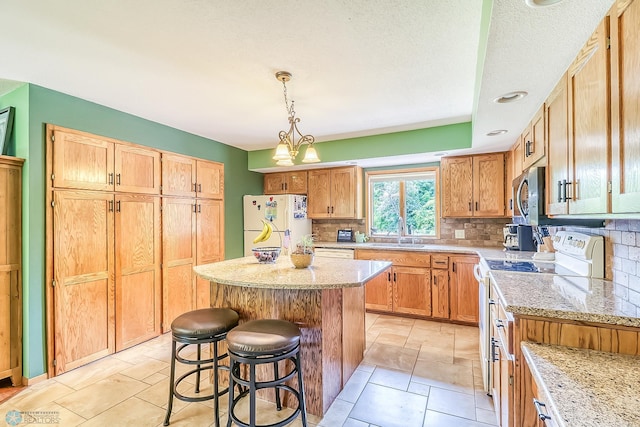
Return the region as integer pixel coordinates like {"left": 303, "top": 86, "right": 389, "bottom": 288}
{"left": 327, "top": 206, "right": 330, "bottom": 214}
{"left": 193, "top": 183, "right": 197, "bottom": 192}
{"left": 393, "top": 272, "right": 397, "bottom": 282}
{"left": 491, "top": 338, "right": 499, "bottom": 362}
{"left": 563, "top": 179, "right": 572, "bottom": 201}
{"left": 495, "top": 319, "right": 505, "bottom": 328}
{"left": 387, "top": 272, "right": 391, "bottom": 281}
{"left": 468, "top": 202, "right": 472, "bottom": 212}
{"left": 116, "top": 200, "right": 121, "bottom": 212}
{"left": 281, "top": 183, "right": 285, "bottom": 191}
{"left": 533, "top": 399, "right": 551, "bottom": 421}
{"left": 488, "top": 299, "right": 496, "bottom": 306}
{"left": 452, "top": 262, "right": 456, "bottom": 273}
{"left": 509, "top": 198, "right": 513, "bottom": 210}
{"left": 331, "top": 206, "right": 334, "bottom": 214}
{"left": 434, "top": 276, "right": 437, "bottom": 285}
{"left": 475, "top": 201, "right": 478, "bottom": 211}
{"left": 525, "top": 140, "right": 532, "bottom": 157}
{"left": 108, "top": 200, "right": 114, "bottom": 212}
{"left": 198, "top": 183, "right": 202, "bottom": 192}
{"left": 116, "top": 173, "right": 121, "bottom": 185}
{"left": 193, "top": 204, "right": 198, "bottom": 213}
{"left": 108, "top": 173, "right": 114, "bottom": 185}
{"left": 557, "top": 181, "right": 563, "bottom": 203}
{"left": 284, "top": 182, "right": 288, "bottom": 191}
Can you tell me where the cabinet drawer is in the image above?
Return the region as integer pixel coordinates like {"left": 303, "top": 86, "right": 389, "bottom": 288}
{"left": 355, "top": 250, "right": 430, "bottom": 268}
{"left": 431, "top": 255, "right": 449, "bottom": 269}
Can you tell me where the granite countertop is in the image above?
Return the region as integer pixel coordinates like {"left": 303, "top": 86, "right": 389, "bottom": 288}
{"left": 490, "top": 270, "right": 640, "bottom": 327}
{"left": 194, "top": 256, "right": 391, "bottom": 289}
{"left": 314, "top": 241, "right": 514, "bottom": 259}
{"left": 521, "top": 342, "right": 640, "bottom": 427}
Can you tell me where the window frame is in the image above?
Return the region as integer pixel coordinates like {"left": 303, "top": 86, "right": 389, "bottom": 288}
{"left": 365, "top": 167, "right": 440, "bottom": 239}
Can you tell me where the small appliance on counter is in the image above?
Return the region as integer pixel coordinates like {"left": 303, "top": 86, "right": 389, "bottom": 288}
{"left": 503, "top": 224, "right": 536, "bottom": 251}
{"left": 336, "top": 229, "right": 354, "bottom": 242}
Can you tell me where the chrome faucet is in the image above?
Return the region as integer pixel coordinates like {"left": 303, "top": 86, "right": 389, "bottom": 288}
{"left": 397, "top": 216, "right": 404, "bottom": 244}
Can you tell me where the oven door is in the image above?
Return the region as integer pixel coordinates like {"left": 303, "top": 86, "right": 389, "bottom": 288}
{"left": 512, "top": 172, "right": 529, "bottom": 223}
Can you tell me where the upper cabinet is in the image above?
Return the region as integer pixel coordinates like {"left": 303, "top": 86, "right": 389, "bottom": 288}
{"left": 610, "top": 0, "right": 640, "bottom": 213}
{"left": 545, "top": 74, "right": 570, "bottom": 216}
{"left": 50, "top": 126, "right": 160, "bottom": 194}
{"left": 264, "top": 171, "right": 307, "bottom": 195}
{"left": 442, "top": 153, "right": 506, "bottom": 218}
{"left": 307, "top": 166, "right": 363, "bottom": 219}
{"left": 161, "top": 154, "right": 224, "bottom": 199}
{"left": 522, "top": 105, "right": 546, "bottom": 170}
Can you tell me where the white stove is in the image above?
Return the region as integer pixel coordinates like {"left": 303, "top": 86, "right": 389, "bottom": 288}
{"left": 475, "top": 231, "right": 605, "bottom": 395}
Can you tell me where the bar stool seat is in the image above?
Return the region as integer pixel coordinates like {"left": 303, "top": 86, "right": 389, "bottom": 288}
{"left": 164, "top": 307, "right": 239, "bottom": 427}
{"left": 226, "top": 319, "right": 307, "bottom": 427}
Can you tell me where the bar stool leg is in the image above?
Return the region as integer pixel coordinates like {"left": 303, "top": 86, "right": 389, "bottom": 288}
{"left": 226, "top": 360, "right": 236, "bottom": 427}
{"left": 274, "top": 361, "right": 282, "bottom": 411}
{"left": 163, "top": 339, "right": 177, "bottom": 426}
{"left": 195, "top": 344, "right": 201, "bottom": 394}
{"left": 295, "top": 354, "right": 308, "bottom": 427}
{"left": 249, "top": 362, "right": 257, "bottom": 427}
{"left": 213, "top": 342, "right": 220, "bottom": 427}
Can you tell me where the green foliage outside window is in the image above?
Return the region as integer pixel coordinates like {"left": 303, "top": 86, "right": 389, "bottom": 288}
{"left": 369, "top": 172, "right": 437, "bottom": 236}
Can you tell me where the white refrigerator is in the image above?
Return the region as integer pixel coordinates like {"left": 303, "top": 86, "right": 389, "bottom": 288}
{"left": 243, "top": 195, "right": 312, "bottom": 256}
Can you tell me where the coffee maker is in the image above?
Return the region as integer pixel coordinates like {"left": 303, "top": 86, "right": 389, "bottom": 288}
{"left": 503, "top": 224, "right": 536, "bottom": 251}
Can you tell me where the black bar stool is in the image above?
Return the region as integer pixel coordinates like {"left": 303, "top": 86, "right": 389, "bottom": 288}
{"left": 164, "top": 307, "right": 239, "bottom": 427}
{"left": 226, "top": 319, "right": 307, "bottom": 427}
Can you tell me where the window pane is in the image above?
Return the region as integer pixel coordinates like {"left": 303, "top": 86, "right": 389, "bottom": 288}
{"left": 371, "top": 181, "right": 400, "bottom": 235}
{"left": 405, "top": 178, "right": 436, "bottom": 236}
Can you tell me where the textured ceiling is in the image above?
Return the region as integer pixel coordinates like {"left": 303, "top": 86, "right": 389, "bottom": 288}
{"left": 0, "top": 0, "right": 614, "bottom": 166}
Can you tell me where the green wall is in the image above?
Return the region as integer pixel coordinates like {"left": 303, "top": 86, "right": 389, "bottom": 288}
{"left": 248, "top": 122, "right": 472, "bottom": 170}
{"left": 0, "top": 84, "right": 263, "bottom": 378}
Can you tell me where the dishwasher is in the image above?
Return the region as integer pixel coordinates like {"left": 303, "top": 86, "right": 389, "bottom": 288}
{"left": 314, "top": 247, "right": 355, "bottom": 259}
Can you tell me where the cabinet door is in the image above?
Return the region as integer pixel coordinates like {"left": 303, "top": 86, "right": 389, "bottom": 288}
{"left": 161, "top": 154, "right": 197, "bottom": 197}
{"left": 287, "top": 171, "right": 308, "bottom": 194}
{"left": 264, "top": 173, "right": 285, "bottom": 195}
{"left": 513, "top": 138, "right": 524, "bottom": 177}
{"left": 195, "top": 199, "right": 224, "bottom": 309}
{"left": 162, "top": 197, "right": 196, "bottom": 331}
{"left": 114, "top": 194, "right": 161, "bottom": 351}
{"left": 52, "top": 127, "right": 114, "bottom": 191}
{"left": 442, "top": 156, "right": 473, "bottom": 217}
{"left": 53, "top": 190, "right": 115, "bottom": 374}
{"left": 330, "top": 167, "right": 357, "bottom": 218}
{"left": 364, "top": 267, "right": 392, "bottom": 312}
{"left": 114, "top": 144, "right": 161, "bottom": 194}
{"left": 431, "top": 269, "right": 449, "bottom": 319}
{"left": 546, "top": 75, "right": 570, "bottom": 215}
{"left": 567, "top": 20, "right": 610, "bottom": 214}
{"left": 449, "top": 255, "right": 479, "bottom": 324}
{"left": 523, "top": 107, "right": 546, "bottom": 170}
{"left": 307, "top": 169, "right": 332, "bottom": 218}
{"left": 196, "top": 160, "right": 224, "bottom": 199}
{"left": 0, "top": 160, "right": 22, "bottom": 385}
{"left": 473, "top": 153, "right": 505, "bottom": 217}
{"left": 504, "top": 150, "right": 514, "bottom": 217}
{"left": 611, "top": 0, "right": 640, "bottom": 212}
{"left": 392, "top": 266, "right": 431, "bottom": 317}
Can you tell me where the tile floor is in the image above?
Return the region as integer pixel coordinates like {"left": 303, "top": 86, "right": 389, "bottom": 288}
{"left": 0, "top": 314, "right": 497, "bottom": 427}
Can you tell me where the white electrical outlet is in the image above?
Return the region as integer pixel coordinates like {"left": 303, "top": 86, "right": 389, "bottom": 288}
{"left": 454, "top": 229, "right": 465, "bottom": 239}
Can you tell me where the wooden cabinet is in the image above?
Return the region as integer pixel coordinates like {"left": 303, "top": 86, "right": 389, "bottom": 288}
{"left": 264, "top": 171, "right": 307, "bottom": 194}
{"left": 308, "top": 167, "right": 362, "bottom": 219}
{"left": 523, "top": 357, "right": 558, "bottom": 427}
{"left": 431, "top": 255, "right": 449, "bottom": 320}
{"left": 0, "top": 157, "right": 23, "bottom": 386}
{"left": 161, "top": 154, "right": 224, "bottom": 200}
{"left": 522, "top": 106, "right": 546, "bottom": 170}
{"left": 512, "top": 136, "right": 524, "bottom": 178}
{"left": 50, "top": 126, "right": 160, "bottom": 194}
{"left": 52, "top": 190, "right": 115, "bottom": 375}
{"left": 392, "top": 266, "right": 432, "bottom": 317}
{"left": 114, "top": 194, "right": 161, "bottom": 351}
{"left": 449, "top": 255, "right": 479, "bottom": 324}
{"left": 567, "top": 19, "right": 610, "bottom": 214}
{"left": 490, "top": 287, "right": 514, "bottom": 427}
{"left": 364, "top": 267, "right": 392, "bottom": 311}
{"left": 545, "top": 75, "right": 570, "bottom": 216}
{"left": 610, "top": 0, "right": 640, "bottom": 213}
{"left": 442, "top": 153, "right": 505, "bottom": 218}
{"left": 195, "top": 199, "right": 225, "bottom": 309}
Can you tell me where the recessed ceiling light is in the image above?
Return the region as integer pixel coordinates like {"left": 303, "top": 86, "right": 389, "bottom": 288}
{"left": 525, "top": 0, "right": 565, "bottom": 7}
{"left": 486, "top": 130, "right": 508, "bottom": 136}
{"left": 493, "top": 91, "right": 528, "bottom": 104}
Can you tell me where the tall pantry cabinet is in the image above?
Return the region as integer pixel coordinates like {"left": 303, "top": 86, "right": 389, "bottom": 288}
{"left": 46, "top": 125, "right": 224, "bottom": 375}
{"left": 0, "top": 156, "right": 24, "bottom": 386}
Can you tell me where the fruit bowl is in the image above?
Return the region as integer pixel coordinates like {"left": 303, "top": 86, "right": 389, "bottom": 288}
{"left": 252, "top": 247, "right": 281, "bottom": 264}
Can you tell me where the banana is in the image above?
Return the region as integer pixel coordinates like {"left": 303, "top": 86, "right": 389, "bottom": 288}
{"left": 253, "top": 220, "right": 273, "bottom": 244}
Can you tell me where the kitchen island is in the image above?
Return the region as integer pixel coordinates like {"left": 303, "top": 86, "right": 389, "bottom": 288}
{"left": 194, "top": 255, "right": 391, "bottom": 416}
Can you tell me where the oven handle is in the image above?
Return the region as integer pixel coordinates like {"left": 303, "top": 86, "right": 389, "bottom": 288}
{"left": 473, "top": 264, "right": 484, "bottom": 282}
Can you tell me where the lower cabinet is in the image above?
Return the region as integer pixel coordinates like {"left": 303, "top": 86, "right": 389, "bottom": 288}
{"left": 356, "top": 250, "right": 478, "bottom": 325}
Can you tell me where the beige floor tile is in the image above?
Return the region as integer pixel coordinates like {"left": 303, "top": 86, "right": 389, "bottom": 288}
{"left": 31, "top": 401, "right": 87, "bottom": 427}
{"left": 423, "top": 409, "right": 494, "bottom": 426}
{"left": 374, "top": 332, "right": 408, "bottom": 347}
{"left": 55, "top": 373, "right": 149, "bottom": 419}
{"left": 368, "top": 367, "right": 411, "bottom": 391}
{"left": 407, "top": 381, "right": 430, "bottom": 397}
{"left": 54, "top": 357, "right": 134, "bottom": 391}
{"left": 0, "top": 380, "right": 75, "bottom": 413}
{"left": 411, "top": 319, "right": 442, "bottom": 331}
{"left": 228, "top": 394, "right": 299, "bottom": 426}
{"left": 427, "top": 387, "right": 477, "bottom": 420}
{"left": 417, "top": 343, "right": 454, "bottom": 364}
{"left": 337, "top": 369, "right": 372, "bottom": 403}
{"left": 349, "top": 383, "right": 427, "bottom": 427}
{"left": 81, "top": 396, "right": 165, "bottom": 427}
{"left": 412, "top": 360, "right": 475, "bottom": 395}
{"left": 343, "top": 418, "right": 370, "bottom": 427}
{"left": 476, "top": 407, "right": 498, "bottom": 425}
{"left": 135, "top": 378, "right": 190, "bottom": 413}
{"left": 317, "top": 398, "right": 354, "bottom": 427}
{"left": 367, "top": 324, "right": 413, "bottom": 338}
{"left": 475, "top": 390, "right": 495, "bottom": 411}
{"left": 120, "top": 357, "right": 169, "bottom": 380}
{"left": 143, "top": 372, "right": 168, "bottom": 385}
{"left": 362, "top": 343, "right": 418, "bottom": 373}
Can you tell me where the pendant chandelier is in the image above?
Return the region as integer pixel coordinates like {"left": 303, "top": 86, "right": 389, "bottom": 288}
{"left": 272, "top": 71, "right": 320, "bottom": 166}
